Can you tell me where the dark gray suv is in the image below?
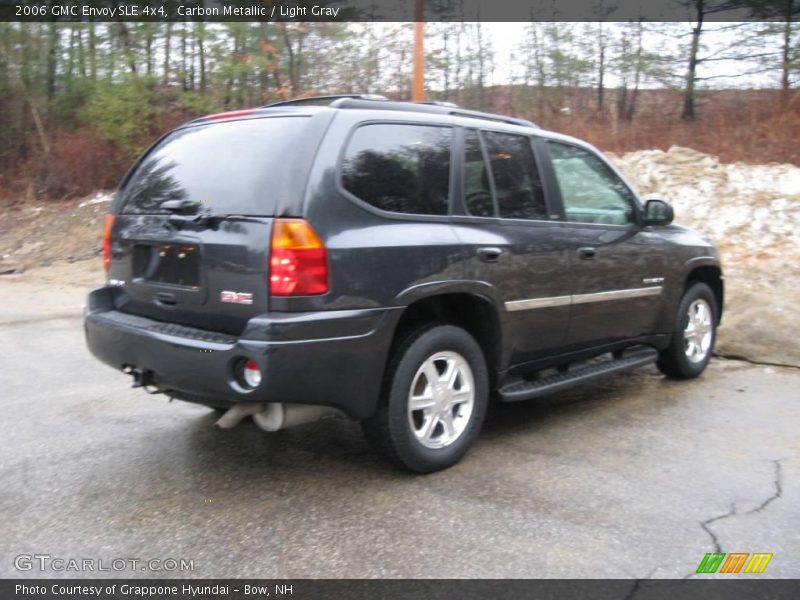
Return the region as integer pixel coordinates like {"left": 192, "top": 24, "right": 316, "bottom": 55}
{"left": 85, "top": 95, "right": 723, "bottom": 472}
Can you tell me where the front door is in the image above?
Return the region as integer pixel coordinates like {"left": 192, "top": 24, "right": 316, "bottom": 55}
{"left": 543, "top": 140, "right": 666, "bottom": 348}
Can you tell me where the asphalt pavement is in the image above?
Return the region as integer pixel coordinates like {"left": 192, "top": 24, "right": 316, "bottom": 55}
{"left": 1, "top": 294, "right": 798, "bottom": 578}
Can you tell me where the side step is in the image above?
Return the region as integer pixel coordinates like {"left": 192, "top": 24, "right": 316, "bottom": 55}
{"left": 498, "top": 346, "right": 659, "bottom": 402}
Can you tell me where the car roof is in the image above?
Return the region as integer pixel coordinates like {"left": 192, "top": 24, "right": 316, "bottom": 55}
{"left": 185, "top": 95, "right": 593, "bottom": 149}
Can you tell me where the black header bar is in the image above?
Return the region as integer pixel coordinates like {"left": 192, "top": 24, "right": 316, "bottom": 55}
{"left": 0, "top": 0, "right": 785, "bottom": 22}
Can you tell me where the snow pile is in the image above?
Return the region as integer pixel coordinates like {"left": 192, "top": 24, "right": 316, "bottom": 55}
{"left": 608, "top": 146, "right": 800, "bottom": 367}
{"left": 608, "top": 146, "right": 800, "bottom": 255}
{"left": 77, "top": 191, "right": 114, "bottom": 209}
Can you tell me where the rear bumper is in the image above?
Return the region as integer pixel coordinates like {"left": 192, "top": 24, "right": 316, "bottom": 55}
{"left": 84, "top": 287, "right": 401, "bottom": 419}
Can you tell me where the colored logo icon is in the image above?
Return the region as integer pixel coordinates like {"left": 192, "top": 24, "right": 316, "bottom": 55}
{"left": 696, "top": 552, "right": 773, "bottom": 574}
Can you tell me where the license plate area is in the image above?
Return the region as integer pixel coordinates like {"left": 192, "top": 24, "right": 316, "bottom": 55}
{"left": 133, "top": 243, "right": 201, "bottom": 288}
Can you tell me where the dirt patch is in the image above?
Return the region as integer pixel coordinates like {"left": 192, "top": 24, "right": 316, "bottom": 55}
{"left": 0, "top": 191, "right": 112, "bottom": 270}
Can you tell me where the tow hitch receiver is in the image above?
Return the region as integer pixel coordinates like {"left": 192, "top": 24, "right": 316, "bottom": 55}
{"left": 123, "top": 365, "right": 154, "bottom": 389}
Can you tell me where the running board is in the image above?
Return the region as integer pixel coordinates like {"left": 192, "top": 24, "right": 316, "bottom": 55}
{"left": 498, "top": 346, "right": 659, "bottom": 402}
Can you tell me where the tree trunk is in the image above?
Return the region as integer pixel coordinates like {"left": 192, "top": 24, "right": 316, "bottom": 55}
{"left": 442, "top": 27, "right": 450, "bottom": 100}
{"left": 45, "top": 24, "right": 57, "bottom": 102}
{"left": 117, "top": 23, "right": 137, "bottom": 74}
{"left": 181, "top": 23, "right": 188, "bottom": 90}
{"left": 681, "top": 2, "right": 704, "bottom": 121}
{"left": 781, "top": 2, "right": 792, "bottom": 93}
{"left": 281, "top": 24, "right": 298, "bottom": 95}
{"left": 77, "top": 26, "right": 86, "bottom": 78}
{"left": 88, "top": 22, "right": 97, "bottom": 81}
{"left": 189, "top": 28, "right": 196, "bottom": 91}
{"left": 197, "top": 23, "right": 206, "bottom": 93}
{"left": 163, "top": 23, "right": 171, "bottom": 85}
{"left": 145, "top": 27, "right": 153, "bottom": 76}
{"left": 66, "top": 26, "right": 76, "bottom": 85}
{"left": 475, "top": 23, "right": 485, "bottom": 108}
{"left": 625, "top": 22, "right": 644, "bottom": 121}
{"left": 597, "top": 23, "right": 605, "bottom": 117}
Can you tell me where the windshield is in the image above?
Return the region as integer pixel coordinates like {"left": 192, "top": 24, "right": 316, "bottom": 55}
{"left": 119, "top": 116, "right": 309, "bottom": 216}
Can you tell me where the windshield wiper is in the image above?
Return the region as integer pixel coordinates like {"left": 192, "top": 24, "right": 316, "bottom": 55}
{"left": 159, "top": 199, "right": 203, "bottom": 214}
{"left": 160, "top": 199, "right": 221, "bottom": 228}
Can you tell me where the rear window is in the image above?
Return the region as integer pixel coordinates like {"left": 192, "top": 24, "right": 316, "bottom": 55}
{"left": 341, "top": 123, "right": 452, "bottom": 215}
{"left": 119, "top": 117, "right": 308, "bottom": 215}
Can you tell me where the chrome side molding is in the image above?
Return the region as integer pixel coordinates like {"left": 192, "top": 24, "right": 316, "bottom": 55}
{"left": 506, "top": 286, "right": 663, "bottom": 312}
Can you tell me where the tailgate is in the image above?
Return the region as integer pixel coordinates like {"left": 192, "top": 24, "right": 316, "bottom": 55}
{"left": 108, "top": 214, "right": 272, "bottom": 335}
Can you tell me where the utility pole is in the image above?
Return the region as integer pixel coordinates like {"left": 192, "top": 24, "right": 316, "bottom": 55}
{"left": 412, "top": 0, "right": 425, "bottom": 101}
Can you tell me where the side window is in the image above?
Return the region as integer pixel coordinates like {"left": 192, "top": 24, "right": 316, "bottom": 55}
{"left": 482, "top": 131, "right": 547, "bottom": 220}
{"left": 341, "top": 124, "right": 451, "bottom": 215}
{"left": 463, "top": 129, "right": 495, "bottom": 217}
{"left": 548, "top": 142, "right": 636, "bottom": 225}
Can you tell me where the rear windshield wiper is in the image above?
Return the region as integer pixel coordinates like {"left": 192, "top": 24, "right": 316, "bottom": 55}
{"left": 160, "top": 199, "right": 221, "bottom": 228}
{"left": 159, "top": 199, "right": 203, "bottom": 214}
{"left": 159, "top": 199, "right": 260, "bottom": 228}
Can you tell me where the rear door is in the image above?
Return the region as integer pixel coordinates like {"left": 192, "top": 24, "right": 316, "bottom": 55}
{"left": 450, "top": 128, "right": 572, "bottom": 367}
{"left": 107, "top": 116, "right": 313, "bottom": 335}
{"left": 542, "top": 139, "right": 667, "bottom": 347}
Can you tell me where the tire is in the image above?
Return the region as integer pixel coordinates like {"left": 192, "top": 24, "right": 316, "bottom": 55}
{"left": 657, "top": 282, "right": 718, "bottom": 379}
{"left": 362, "top": 324, "right": 489, "bottom": 473}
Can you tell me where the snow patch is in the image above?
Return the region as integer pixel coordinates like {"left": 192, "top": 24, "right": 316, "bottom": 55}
{"left": 78, "top": 191, "right": 114, "bottom": 208}
{"left": 608, "top": 146, "right": 800, "bottom": 254}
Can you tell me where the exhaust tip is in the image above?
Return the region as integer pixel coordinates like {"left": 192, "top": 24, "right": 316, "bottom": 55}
{"left": 214, "top": 403, "right": 265, "bottom": 429}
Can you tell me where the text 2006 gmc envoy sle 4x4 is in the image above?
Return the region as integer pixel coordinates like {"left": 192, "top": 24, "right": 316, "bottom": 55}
{"left": 85, "top": 95, "right": 723, "bottom": 472}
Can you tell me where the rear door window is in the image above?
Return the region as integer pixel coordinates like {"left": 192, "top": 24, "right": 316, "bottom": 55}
{"left": 482, "top": 131, "right": 547, "bottom": 221}
{"left": 341, "top": 123, "right": 452, "bottom": 215}
{"left": 120, "top": 117, "right": 309, "bottom": 216}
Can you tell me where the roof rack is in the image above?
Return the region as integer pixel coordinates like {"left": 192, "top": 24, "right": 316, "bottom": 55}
{"left": 262, "top": 94, "right": 537, "bottom": 128}
{"left": 263, "top": 94, "right": 388, "bottom": 108}
{"left": 331, "top": 98, "right": 537, "bottom": 128}
{"left": 415, "top": 100, "right": 459, "bottom": 108}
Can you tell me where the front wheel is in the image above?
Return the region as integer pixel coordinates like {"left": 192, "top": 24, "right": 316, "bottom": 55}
{"left": 657, "top": 282, "right": 718, "bottom": 379}
{"left": 363, "top": 324, "right": 489, "bottom": 473}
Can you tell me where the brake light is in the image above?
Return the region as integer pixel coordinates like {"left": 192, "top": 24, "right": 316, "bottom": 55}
{"left": 270, "top": 219, "right": 328, "bottom": 296}
{"left": 102, "top": 214, "right": 115, "bottom": 273}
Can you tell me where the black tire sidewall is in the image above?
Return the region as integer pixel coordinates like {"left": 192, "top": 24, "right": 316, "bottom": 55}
{"left": 384, "top": 325, "right": 489, "bottom": 473}
{"left": 661, "top": 282, "right": 718, "bottom": 378}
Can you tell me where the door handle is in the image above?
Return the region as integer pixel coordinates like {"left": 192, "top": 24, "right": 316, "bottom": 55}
{"left": 578, "top": 247, "right": 597, "bottom": 260}
{"left": 153, "top": 292, "right": 177, "bottom": 307}
{"left": 477, "top": 247, "right": 503, "bottom": 262}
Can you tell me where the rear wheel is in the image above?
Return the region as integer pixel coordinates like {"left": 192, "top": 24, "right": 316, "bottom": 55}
{"left": 657, "top": 282, "right": 718, "bottom": 379}
{"left": 363, "top": 324, "right": 489, "bottom": 473}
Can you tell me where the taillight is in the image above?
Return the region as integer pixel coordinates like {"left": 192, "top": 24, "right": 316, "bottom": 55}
{"left": 102, "top": 214, "right": 115, "bottom": 273}
{"left": 269, "top": 219, "right": 328, "bottom": 296}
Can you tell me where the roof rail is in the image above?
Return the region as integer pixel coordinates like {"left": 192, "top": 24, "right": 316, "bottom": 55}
{"left": 332, "top": 98, "right": 537, "bottom": 128}
{"left": 263, "top": 94, "right": 387, "bottom": 108}
{"left": 415, "top": 100, "right": 459, "bottom": 108}
{"left": 261, "top": 95, "right": 537, "bottom": 128}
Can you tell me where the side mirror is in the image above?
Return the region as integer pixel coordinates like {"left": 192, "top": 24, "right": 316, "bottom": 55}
{"left": 643, "top": 198, "right": 674, "bottom": 226}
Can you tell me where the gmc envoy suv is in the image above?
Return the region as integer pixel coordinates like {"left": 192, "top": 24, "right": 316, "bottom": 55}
{"left": 85, "top": 95, "right": 723, "bottom": 472}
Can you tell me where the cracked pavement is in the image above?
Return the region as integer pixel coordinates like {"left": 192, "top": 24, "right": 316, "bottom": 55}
{"left": 0, "top": 305, "right": 798, "bottom": 578}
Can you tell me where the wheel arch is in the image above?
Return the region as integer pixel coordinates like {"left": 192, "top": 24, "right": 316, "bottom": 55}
{"left": 388, "top": 288, "right": 505, "bottom": 389}
{"left": 685, "top": 263, "right": 724, "bottom": 324}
